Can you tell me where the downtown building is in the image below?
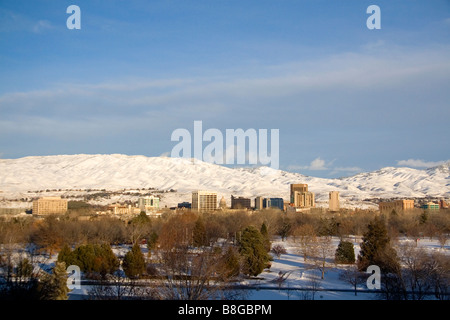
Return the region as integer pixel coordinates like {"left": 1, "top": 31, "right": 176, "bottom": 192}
{"left": 32, "top": 197, "right": 68, "bottom": 215}
{"left": 138, "top": 195, "right": 160, "bottom": 213}
{"left": 192, "top": 191, "right": 217, "bottom": 212}
{"left": 231, "top": 195, "right": 252, "bottom": 209}
{"left": 329, "top": 191, "right": 340, "bottom": 212}
{"left": 254, "top": 196, "right": 284, "bottom": 211}
{"left": 379, "top": 200, "right": 414, "bottom": 213}
{"left": 290, "top": 183, "right": 315, "bottom": 208}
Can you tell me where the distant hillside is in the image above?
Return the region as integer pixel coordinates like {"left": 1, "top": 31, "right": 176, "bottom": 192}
{"left": 0, "top": 154, "right": 448, "bottom": 205}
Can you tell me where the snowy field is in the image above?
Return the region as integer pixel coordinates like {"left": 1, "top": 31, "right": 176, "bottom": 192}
{"left": 64, "top": 236, "right": 449, "bottom": 300}
{"left": 242, "top": 236, "right": 448, "bottom": 300}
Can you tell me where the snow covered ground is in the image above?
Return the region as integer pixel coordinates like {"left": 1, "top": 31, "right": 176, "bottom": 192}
{"left": 65, "top": 236, "right": 448, "bottom": 300}
{"left": 244, "top": 236, "right": 448, "bottom": 300}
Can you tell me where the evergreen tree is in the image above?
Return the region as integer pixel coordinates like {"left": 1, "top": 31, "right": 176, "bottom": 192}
{"left": 122, "top": 243, "right": 146, "bottom": 279}
{"left": 260, "top": 222, "right": 271, "bottom": 252}
{"left": 57, "top": 244, "right": 74, "bottom": 266}
{"left": 38, "top": 261, "right": 70, "bottom": 300}
{"left": 335, "top": 240, "right": 355, "bottom": 264}
{"left": 357, "top": 217, "right": 400, "bottom": 273}
{"left": 94, "top": 243, "right": 119, "bottom": 276}
{"left": 238, "top": 226, "right": 270, "bottom": 277}
{"left": 72, "top": 244, "right": 96, "bottom": 272}
{"left": 219, "top": 246, "right": 240, "bottom": 279}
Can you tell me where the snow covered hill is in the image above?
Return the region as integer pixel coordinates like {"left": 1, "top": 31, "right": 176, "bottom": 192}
{"left": 0, "top": 154, "right": 449, "bottom": 207}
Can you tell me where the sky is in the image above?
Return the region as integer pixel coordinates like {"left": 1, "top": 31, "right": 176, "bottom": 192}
{"left": 0, "top": 0, "right": 449, "bottom": 178}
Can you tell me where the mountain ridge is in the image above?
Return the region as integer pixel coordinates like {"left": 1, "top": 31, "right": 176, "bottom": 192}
{"left": 0, "top": 154, "right": 449, "bottom": 203}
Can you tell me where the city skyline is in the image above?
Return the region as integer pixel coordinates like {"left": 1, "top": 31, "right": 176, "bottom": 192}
{"left": 0, "top": 1, "right": 449, "bottom": 178}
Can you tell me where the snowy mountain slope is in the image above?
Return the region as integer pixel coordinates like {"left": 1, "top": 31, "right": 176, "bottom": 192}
{"left": 0, "top": 154, "right": 449, "bottom": 203}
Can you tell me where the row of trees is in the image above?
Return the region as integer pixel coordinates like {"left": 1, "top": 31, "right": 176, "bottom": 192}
{"left": 1, "top": 209, "right": 448, "bottom": 300}
{"left": 1, "top": 208, "right": 448, "bottom": 251}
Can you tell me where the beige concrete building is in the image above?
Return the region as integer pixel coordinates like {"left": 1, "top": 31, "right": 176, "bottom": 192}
{"left": 379, "top": 200, "right": 414, "bottom": 213}
{"left": 32, "top": 197, "right": 68, "bottom": 215}
{"left": 329, "top": 191, "right": 340, "bottom": 212}
{"left": 192, "top": 191, "right": 217, "bottom": 212}
{"left": 290, "top": 184, "right": 308, "bottom": 203}
{"left": 255, "top": 196, "right": 264, "bottom": 210}
{"left": 290, "top": 183, "right": 315, "bottom": 208}
{"left": 107, "top": 204, "right": 141, "bottom": 215}
{"left": 293, "top": 191, "right": 315, "bottom": 208}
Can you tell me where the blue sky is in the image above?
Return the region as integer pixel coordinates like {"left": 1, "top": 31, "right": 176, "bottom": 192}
{"left": 0, "top": 0, "right": 449, "bottom": 178}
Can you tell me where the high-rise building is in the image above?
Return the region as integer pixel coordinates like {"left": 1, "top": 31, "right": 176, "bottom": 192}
{"left": 329, "top": 191, "right": 340, "bottom": 212}
{"left": 192, "top": 191, "right": 217, "bottom": 212}
{"left": 290, "top": 183, "right": 315, "bottom": 208}
{"left": 255, "top": 196, "right": 264, "bottom": 210}
{"left": 290, "top": 184, "right": 308, "bottom": 203}
{"left": 231, "top": 195, "right": 251, "bottom": 209}
{"left": 32, "top": 197, "right": 68, "bottom": 215}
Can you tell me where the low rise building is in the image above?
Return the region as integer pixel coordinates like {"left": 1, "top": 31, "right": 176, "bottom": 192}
{"left": 379, "top": 199, "right": 414, "bottom": 213}
{"left": 263, "top": 198, "right": 284, "bottom": 211}
{"left": 107, "top": 204, "right": 141, "bottom": 215}
{"left": 177, "top": 202, "right": 192, "bottom": 209}
{"left": 138, "top": 196, "right": 160, "bottom": 213}
{"left": 32, "top": 197, "right": 68, "bottom": 215}
{"left": 421, "top": 202, "right": 439, "bottom": 210}
{"left": 231, "top": 195, "right": 251, "bottom": 209}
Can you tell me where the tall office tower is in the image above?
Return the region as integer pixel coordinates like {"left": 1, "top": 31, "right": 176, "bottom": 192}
{"left": 290, "top": 184, "right": 308, "bottom": 203}
{"left": 291, "top": 183, "right": 315, "bottom": 208}
{"left": 192, "top": 191, "right": 217, "bottom": 212}
{"left": 329, "top": 191, "right": 340, "bottom": 212}
{"left": 255, "top": 196, "right": 264, "bottom": 210}
{"left": 293, "top": 191, "right": 315, "bottom": 208}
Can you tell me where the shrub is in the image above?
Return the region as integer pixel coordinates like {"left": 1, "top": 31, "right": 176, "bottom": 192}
{"left": 271, "top": 244, "right": 287, "bottom": 258}
{"left": 335, "top": 240, "right": 355, "bottom": 264}
{"left": 122, "top": 243, "right": 146, "bottom": 279}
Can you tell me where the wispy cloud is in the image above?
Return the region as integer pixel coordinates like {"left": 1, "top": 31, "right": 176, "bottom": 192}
{"left": 0, "top": 9, "right": 54, "bottom": 34}
{"left": 287, "top": 157, "right": 330, "bottom": 171}
{"left": 32, "top": 20, "right": 53, "bottom": 33}
{"left": 1, "top": 44, "right": 449, "bottom": 170}
{"left": 286, "top": 158, "right": 363, "bottom": 176}
{"left": 397, "top": 159, "right": 448, "bottom": 168}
